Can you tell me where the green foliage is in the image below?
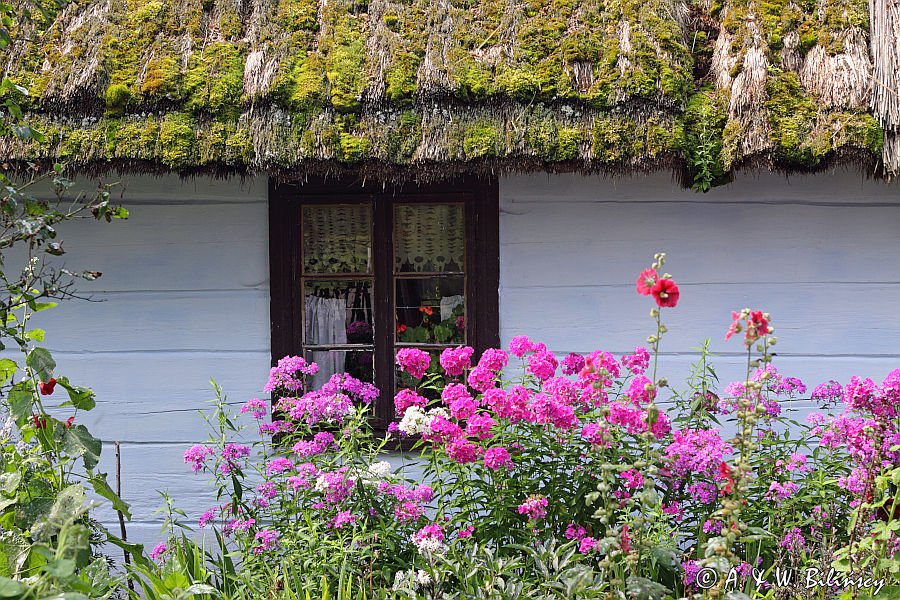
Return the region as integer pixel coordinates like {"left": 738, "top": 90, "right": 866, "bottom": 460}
{"left": 683, "top": 90, "right": 728, "bottom": 192}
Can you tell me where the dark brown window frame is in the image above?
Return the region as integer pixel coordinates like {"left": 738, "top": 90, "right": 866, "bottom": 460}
{"left": 268, "top": 176, "right": 500, "bottom": 430}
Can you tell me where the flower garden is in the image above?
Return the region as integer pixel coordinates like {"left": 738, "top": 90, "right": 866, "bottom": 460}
{"left": 2, "top": 253, "right": 899, "bottom": 599}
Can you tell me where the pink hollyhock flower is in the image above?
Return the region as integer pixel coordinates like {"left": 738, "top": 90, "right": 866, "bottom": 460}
{"left": 651, "top": 278, "right": 679, "bottom": 307}
{"left": 636, "top": 268, "right": 658, "bottom": 296}
{"left": 396, "top": 348, "right": 431, "bottom": 379}
{"left": 440, "top": 346, "right": 475, "bottom": 376}
{"left": 483, "top": 446, "right": 513, "bottom": 470}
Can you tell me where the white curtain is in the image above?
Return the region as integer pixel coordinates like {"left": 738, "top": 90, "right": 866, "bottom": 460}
{"left": 304, "top": 295, "right": 347, "bottom": 392}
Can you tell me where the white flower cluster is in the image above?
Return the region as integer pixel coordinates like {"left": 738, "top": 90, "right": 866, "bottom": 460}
{"left": 391, "top": 569, "right": 432, "bottom": 591}
{"left": 412, "top": 536, "right": 447, "bottom": 556}
{"left": 398, "top": 406, "right": 450, "bottom": 436}
{"left": 361, "top": 460, "right": 393, "bottom": 486}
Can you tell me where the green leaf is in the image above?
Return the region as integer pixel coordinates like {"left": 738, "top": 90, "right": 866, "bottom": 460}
{"left": 0, "top": 359, "right": 15, "bottom": 384}
{"left": 25, "top": 328, "right": 44, "bottom": 342}
{"left": 8, "top": 383, "right": 33, "bottom": 423}
{"left": 0, "top": 577, "right": 25, "bottom": 598}
{"left": 41, "top": 557, "right": 76, "bottom": 578}
{"left": 56, "top": 377, "right": 95, "bottom": 411}
{"left": 0, "top": 473, "right": 20, "bottom": 497}
{"left": 88, "top": 473, "right": 130, "bottom": 520}
{"left": 31, "top": 302, "right": 56, "bottom": 313}
{"left": 26, "top": 347, "right": 55, "bottom": 382}
{"left": 62, "top": 425, "right": 101, "bottom": 470}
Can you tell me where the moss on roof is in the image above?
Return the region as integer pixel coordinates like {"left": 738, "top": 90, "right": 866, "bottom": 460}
{"left": 0, "top": 0, "right": 896, "bottom": 186}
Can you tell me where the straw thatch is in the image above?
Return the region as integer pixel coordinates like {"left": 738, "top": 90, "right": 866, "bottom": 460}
{"left": 0, "top": 0, "right": 895, "bottom": 185}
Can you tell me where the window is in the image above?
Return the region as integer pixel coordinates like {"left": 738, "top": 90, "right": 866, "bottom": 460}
{"left": 268, "top": 177, "right": 499, "bottom": 428}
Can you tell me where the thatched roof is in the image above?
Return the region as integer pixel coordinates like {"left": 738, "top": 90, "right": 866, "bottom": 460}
{"left": 0, "top": 0, "right": 897, "bottom": 186}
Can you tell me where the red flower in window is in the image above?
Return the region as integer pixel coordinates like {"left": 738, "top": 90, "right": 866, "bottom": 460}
{"left": 650, "top": 278, "right": 680, "bottom": 308}
{"left": 39, "top": 378, "right": 56, "bottom": 395}
{"left": 419, "top": 306, "right": 433, "bottom": 316}
{"left": 397, "top": 324, "right": 407, "bottom": 334}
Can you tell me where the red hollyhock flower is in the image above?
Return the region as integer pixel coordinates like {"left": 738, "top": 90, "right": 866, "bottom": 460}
{"left": 31, "top": 413, "right": 47, "bottom": 429}
{"left": 718, "top": 461, "right": 734, "bottom": 494}
{"left": 39, "top": 378, "right": 57, "bottom": 395}
{"left": 636, "top": 268, "right": 658, "bottom": 296}
{"left": 620, "top": 524, "right": 632, "bottom": 553}
{"left": 650, "top": 278, "right": 680, "bottom": 308}
{"left": 65, "top": 416, "right": 75, "bottom": 428}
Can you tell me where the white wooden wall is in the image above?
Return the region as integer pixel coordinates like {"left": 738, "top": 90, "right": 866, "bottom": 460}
{"left": 16, "top": 168, "right": 900, "bottom": 552}
{"left": 499, "top": 168, "right": 900, "bottom": 419}
{"left": 27, "top": 175, "right": 271, "bottom": 550}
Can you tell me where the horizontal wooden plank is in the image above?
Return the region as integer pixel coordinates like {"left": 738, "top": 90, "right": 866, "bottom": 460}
{"left": 500, "top": 283, "right": 900, "bottom": 357}
{"left": 501, "top": 168, "right": 900, "bottom": 205}
{"left": 500, "top": 204, "right": 900, "bottom": 287}
{"left": 28, "top": 174, "right": 268, "bottom": 204}
{"left": 43, "top": 203, "right": 269, "bottom": 292}
{"left": 30, "top": 290, "right": 270, "bottom": 353}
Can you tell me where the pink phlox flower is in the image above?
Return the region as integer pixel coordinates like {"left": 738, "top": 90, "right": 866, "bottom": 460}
{"left": 150, "top": 542, "right": 167, "bottom": 561}
{"left": 266, "top": 356, "right": 317, "bottom": 393}
{"left": 517, "top": 495, "right": 548, "bottom": 520}
{"left": 440, "top": 346, "right": 475, "bottom": 376}
{"left": 561, "top": 353, "right": 585, "bottom": 376}
{"left": 253, "top": 529, "right": 280, "bottom": 554}
{"left": 467, "top": 365, "right": 496, "bottom": 392}
{"left": 183, "top": 445, "right": 214, "bottom": 473}
{"left": 780, "top": 527, "right": 805, "bottom": 550}
{"left": 509, "top": 335, "right": 535, "bottom": 358}
{"left": 465, "top": 413, "right": 496, "bottom": 440}
{"left": 527, "top": 349, "right": 558, "bottom": 381}
{"left": 619, "top": 469, "right": 644, "bottom": 489}
{"left": 457, "top": 525, "right": 474, "bottom": 539}
{"left": 330, "top": 511, "right": 358, "bottom": 529}
{"left": 240, "top": 398, "right": 267, "bottom": 419}
{"left": 396, "top": 348, "right": 431, "bottom": 379}
{"left": 478, "top": 348, "right": 509, "bottom": 372}
{"left": 265, "top": 457, "right": 294, "bottom": 476}
{"left": 483, "top": 446, "right": 513, "bottom": 470}
{"left": 394, "top": 388, "right": 427, "bottom": 418}
{"left": 621, "top": 347, "right": 650, "bottom": 375}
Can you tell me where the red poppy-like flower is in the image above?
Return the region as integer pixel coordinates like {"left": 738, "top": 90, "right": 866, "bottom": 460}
{"left": 718, "top": 461, "right": 734, "bottom": 494}
{"left": 620, "top": 524, "right": 632, "bottom": 553}
{"left": 650, "top": 278, "right": 680, "bottom": 308}
{"left": 39, "top": 378, "right": 57, "bottom": 395}
{"left": 65, "top": 416, "right": 75, "bottom": 428}
{"left": 419, "top": 306, "right": 433, "bottom": 316}
{"left": 32, "top": 413, "right": 47, "bottom": 429}
{"left": 397, "top": 324, "right": 407, "bottom": 334}
{"left": 636, "top": 268, "right": 658, "bottom": 296}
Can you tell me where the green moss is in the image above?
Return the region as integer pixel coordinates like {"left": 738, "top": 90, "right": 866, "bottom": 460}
{"left": 592, "top": 117, "right": 643, "bottom": 163}
{"left": 107, "top": 118, "right": 160, "bottom": 159}
{"left": 463, "top": 122, "right": 500, "bottom": 159}
{"left": 385, "top": 111, "right": 422, "bottom": 162}
{"left": 525, "top": 118, "right": 584, "bottom": 161}
{"left": 385, "top": 52, "right": 420, "bottom": 104}
{"left": 338, "top": 132, "right": 371, "bottom": 162}
{"left": 225, "top": 127, "right": 255, "bottom": 164}
{"left": 159, "top": 113, "right": 197, "bottom": 168}
{"left": 184, "top": 42, "right": 245, "bottom": 116}
{"left": 765, "top": 71, "right": 818, "bottom": 166}
{"left": 289, "top": 54, "right": 328, "bottom": 108}
{"left": 495, "top": 68, "right": 539, "bottom": 102}
{"left": 104, "top": 84, "right": 133, "bottom": 116}
{"left": 324, "top": 15, "right": 366, "bottom": 113}
{"left": 141, "top": 55, "right": 181, "bottom": 98}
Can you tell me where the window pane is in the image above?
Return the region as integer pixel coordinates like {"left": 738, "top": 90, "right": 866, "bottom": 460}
{"left": 302, "top": 280, "right": 374, "bottom": 345}
{"left": 307, "top": 349, "right": 374, "bottom": 392}
{"left": 394, "top": 204, "right": 464, "bottom": 273}
{"left": 396, "top": 277, "right": 464, "bottom": 344}
{"left": 303, "top": 205, "right": 373, "bottom": 274}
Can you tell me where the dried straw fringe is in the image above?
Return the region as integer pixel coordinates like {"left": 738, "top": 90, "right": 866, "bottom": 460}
{"left": 870, "top": 0, "right": 900, "bottom": 173}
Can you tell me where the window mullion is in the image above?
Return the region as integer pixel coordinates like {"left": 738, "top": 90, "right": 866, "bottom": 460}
{"left": 372, "top": 194, "right": 394, "bottom": 427}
